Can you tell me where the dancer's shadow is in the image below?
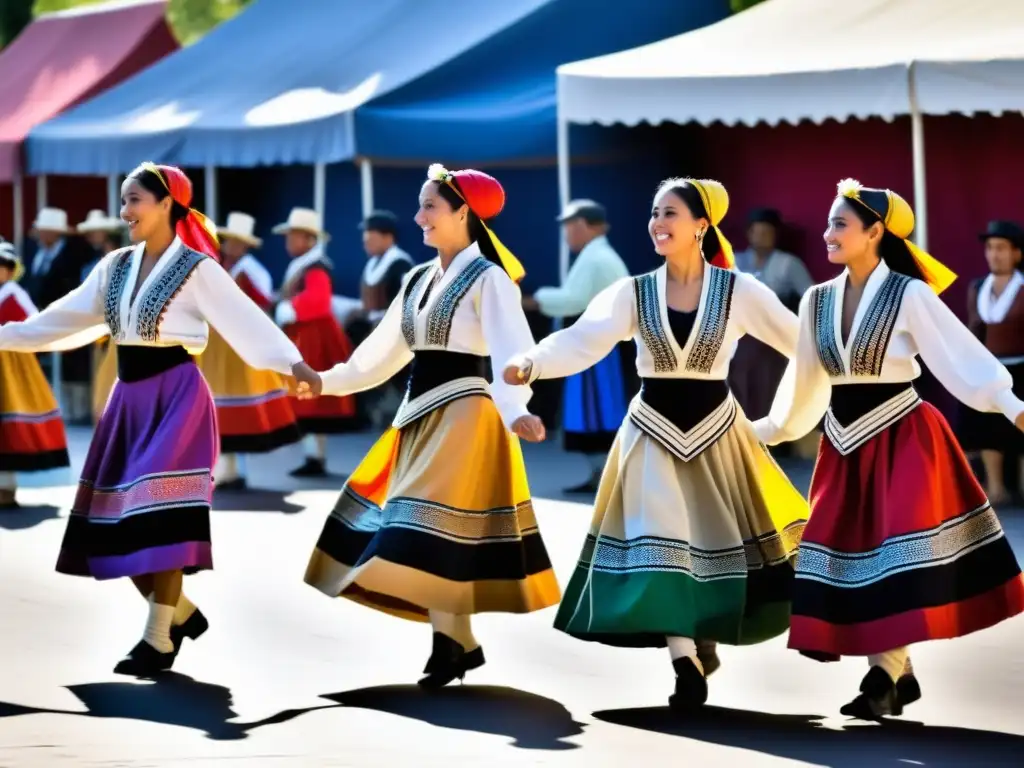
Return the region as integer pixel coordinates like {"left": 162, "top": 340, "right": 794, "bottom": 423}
{"left": 0, "top": 504, "right": 61, "bottom": 530}
{"left": 594, "top": 705, "right": 1024, "bottom": 767}
{"left": 212, "top": 489, "right": 305, "bottom": 514}
{"left": 0, "top": 673, "right": 331, "bottom": 741}
{"left": 326, "top": 684, "right": 584, "bottom": 750}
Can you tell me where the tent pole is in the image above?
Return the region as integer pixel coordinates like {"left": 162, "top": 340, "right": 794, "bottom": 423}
{"left": 556, "top": 109, "right": 571, "bottom": 285}
{"left": 204, "top": 164, "right": 218, "bottom": 224}
{"left": 37, "top": 175, "right": 47, "bottom": 213}
{"left": 314, "top": 163, "right": 327, "bottom": 244}
{"left": 12, "top": 172, "right": 24, "bottom": 249}
{"left": 107, "top": 174, "right": 119, "bottom": 217}
{"left": 908, "top": 62, "right": 927, "bottom": 251}
{"left": 360, "top": 159, "right": 374, "bottom": 218}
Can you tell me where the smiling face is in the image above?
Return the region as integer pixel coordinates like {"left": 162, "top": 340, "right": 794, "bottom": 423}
{"left": 649, "top": 186, "right": 707, "bottom": 259}
{"left": 120, "top": 178, "right": 172, "bottom": 244}
{"left": 414, "top": 180, "right": 467, "bottom": 251}
{"left": 823, "top": 197, "right": 883, "bottom": 266}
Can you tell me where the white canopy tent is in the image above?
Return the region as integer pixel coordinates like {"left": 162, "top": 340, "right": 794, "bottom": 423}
{"left": 555, "top": 0, "right": 1024, "bottom": 276}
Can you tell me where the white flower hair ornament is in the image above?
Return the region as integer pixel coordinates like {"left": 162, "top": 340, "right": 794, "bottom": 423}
{"left": 428, "top": 163, "right": 452, "bottom": 183}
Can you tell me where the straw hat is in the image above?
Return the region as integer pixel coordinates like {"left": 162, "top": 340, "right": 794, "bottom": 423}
{"left": 30, "top": 207, "right": 72, "bottom": 234}
{"left": 217, "top": 212, "right": 263, "bottom": 248}
{"left": 272, "top": 207, "right": 329, "bottom": 239}
{"left": 77, "top": 209, "right": 124, "bottom": 233}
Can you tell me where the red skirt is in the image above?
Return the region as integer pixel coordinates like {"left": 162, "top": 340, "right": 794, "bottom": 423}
{"left": 285, "top": 316, "right": 359, "bottom": 434}
{"left": 790, "top": 401, "right": 1024, "bottom": 658}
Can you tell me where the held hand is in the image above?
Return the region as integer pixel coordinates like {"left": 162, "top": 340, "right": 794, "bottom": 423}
{"left": 511, "top": 414, "right": 546, "bottom": 443}
{"left": 292, "top": 362, "right": 322, "bottom": 400}
{"left": 502, "top": 358, "right": 533, "bottom": 386}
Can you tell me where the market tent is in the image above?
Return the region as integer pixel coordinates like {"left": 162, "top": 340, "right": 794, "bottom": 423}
{"left": 0, "top": 0, "right": 177, "bottom": 182}
{"left": 26, "top": 0, "right": 728, "bottom": 172}
{"left": 556, "top": 0, "right": 1024, "bottom": 249}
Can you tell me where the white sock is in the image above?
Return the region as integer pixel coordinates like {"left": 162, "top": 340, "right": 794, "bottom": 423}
{"left": 173, "top": 593, "right": 197, "bottom": 626}
{"left": 143, "top": 601, "right": 175, "bottom": 653}
{"left": 667, "top": 636, "right": 704, "bottom": 675}
{"left": 0, "top": 472, "right": 15, "bottom": 491}
{"left": 216, "top": 454, "right": 239, "bottom": 482}
{"left": 429, "top": 610, "right": 479, "bottom": 651}
{"left": 868, "top": 647, "right": 909, "bottom": 683}
{"left": 303, "top": 434, "right": 327, "bottom": 460}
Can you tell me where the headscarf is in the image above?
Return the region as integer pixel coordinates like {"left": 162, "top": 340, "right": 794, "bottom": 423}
{"left": 680, "top": 178, "right": 735, "bottom": 270}
{"left": 427, "top": 164, "right": 525, "bottom": 282}
{"left": 0, "top": 240, "right": 22, "bottom": 282}
{"left": 837, "top": 178, "right": 956, "bottom": 294}
{"left": 140, "top": 162, "right": 220, "bottom": 260}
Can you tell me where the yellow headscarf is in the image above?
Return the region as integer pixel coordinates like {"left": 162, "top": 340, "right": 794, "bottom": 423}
{"left": 679, "top": 178, "right": 735, "bottom": 269}
{"left": 837, "top": 178, "right": 955, "bottom": 294}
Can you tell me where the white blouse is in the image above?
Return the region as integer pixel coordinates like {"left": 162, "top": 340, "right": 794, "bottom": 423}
{"left": 320, "top": 243, "right": 536, "bottom": 428}
{"left": 754, "top": 260, "right": 1024, "bottom": 446}
{"left": 519, "top": 263, "right": 799, "bottom": 382}
{"left": 0, "top": 237, "right": 303, "bottom": 375}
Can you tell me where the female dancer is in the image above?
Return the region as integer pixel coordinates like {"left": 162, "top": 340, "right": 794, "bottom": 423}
{"left": 0, "top": 241, "right": 71, "bottom": 508}
{"left": 504, "top": 178, "right": 809, "bottom": 711}
{"left": 304, "top": 164, "right": 560, "bottom": 688}
{"left": 753, "top": 179, "right": 1024, "bottom": 719}
{"left": 0, "top": 163, "right": 321, "bottom": 676}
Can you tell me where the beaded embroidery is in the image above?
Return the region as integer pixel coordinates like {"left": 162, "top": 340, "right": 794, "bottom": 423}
{"left": 401, "top": 263, "right": 435, "bottom": 347}
{"left": 424, "top": 257, "right": 494, "bottom": 347}
{"left": 135, "top": 247, "right": 206, "bottom": 342}
{"left": 684, "top": 267, "right": 736, "bottom": 373}
{"left": 102, "top": 248, "right": 134, "bottom": 341}
{"left": 633, "top": 272, "right": 677, "bottom": 373}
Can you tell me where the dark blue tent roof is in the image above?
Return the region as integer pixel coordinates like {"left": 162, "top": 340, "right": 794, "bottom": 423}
{"left": 27, "top": 0, "right": 729, "bottom": 173}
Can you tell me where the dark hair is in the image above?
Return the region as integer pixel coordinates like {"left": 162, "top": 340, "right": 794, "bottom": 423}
{"left": 125, "top": 165, "right": 189, "bottom": 229}
{"left": 839, "top": 196, "right": 925, "bottom": 282}
{"left": 433, "top": 180, "right": 502, "bottom": 270}
{"left": 655, "top": 179, "right": 722, "bottom": 264}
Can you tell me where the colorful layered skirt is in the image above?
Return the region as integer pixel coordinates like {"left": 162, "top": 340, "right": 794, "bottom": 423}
{"left": 791, "top": 399, "right": 1024, "bottom": 658}
{"left": 554, "top": 388, "right": 808, "bottom": 647}
{"left": 0, "top": 349, "right": 70, "bottom": 472}
{"left": 198, "top": 328, "right": 301, "bottom": 453}
{"left": 304, "top": 394, "right": 561, "bottom": 619}
{"left": 56, "top": 346, "right": 217, "bottom": 581}
{"left": 284, "top": 316, "right": 358, "bottom": 434}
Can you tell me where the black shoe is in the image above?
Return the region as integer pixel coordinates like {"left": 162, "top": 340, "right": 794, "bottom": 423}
{"left": 696, "top": 641, "right": 721, "bottom": 678}
{"left": 290, "top": 458, "right": 327, "bottom": 478}
{"left": 896, "top": 672, "right": 922, "bottom": 707}
{"left": 113, "top": 640, "right": 175, "bottom": 677}
{"left": 169, "top": 608, "right": 209, "bottom": 659}
{"left": 840, "top": 666, "right": 901, "bottom": 719}
{"left": 216, "top": 477, "right": 247, "bottom": 492}
{"left": 668, "top": 656, "right": 708, "bottom": 712}
{"left": 417, "top": 632, "right": 486, "bottom": 689}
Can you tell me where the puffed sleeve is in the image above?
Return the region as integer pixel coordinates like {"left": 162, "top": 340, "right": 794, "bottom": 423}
{"left": 320, "top": 286, "right": 413, "bottom": 397}
{"left": 478, "top": 267, "right": 536, "bottom": 428}
{"left": 734, "top": 272, "right": 800, "bottom": 358}
{"left": 905, "top": 280, "right": 1024, "bottom": 422}
{"left": 513, "top": 278, "right": 635, "bottom": 383}
{"left": 0, "top": 255, "right": 110, "bottom": 352}
{"left": 192, "top": 259, "right": 303, "bottom": 375}
{"left": 751, "top": 289, "right": 832, "bottom": 445}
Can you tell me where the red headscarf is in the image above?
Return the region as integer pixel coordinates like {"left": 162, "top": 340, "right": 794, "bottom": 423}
{"left": 141, "top": 162, "right": 220, "bottom": 260}
{"left": 427, "top": 164, "right": 525, "bottom": 282}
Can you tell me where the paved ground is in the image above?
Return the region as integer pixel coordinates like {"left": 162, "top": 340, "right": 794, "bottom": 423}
{"left": 1, "top": 428, "right": 1023, "bottom": 766}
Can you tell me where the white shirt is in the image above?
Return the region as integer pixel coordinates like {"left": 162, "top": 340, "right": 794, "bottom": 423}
{"left": 534, "top": 235, "right": 629, "bottom": 318}
{"left": 519, "top": 263, "right": 799, "bottom": 383}
{"left": 321, "top": 242, "right": 536, "bottom": 428}
{"left": 0, "top": 236, "right": 302, "bottom": 375}
{"left": 754, "top": 260, "right": 1024, "bottom": 445}
{"left": 229, "top": 253, "right": 274, "bottom": 301}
